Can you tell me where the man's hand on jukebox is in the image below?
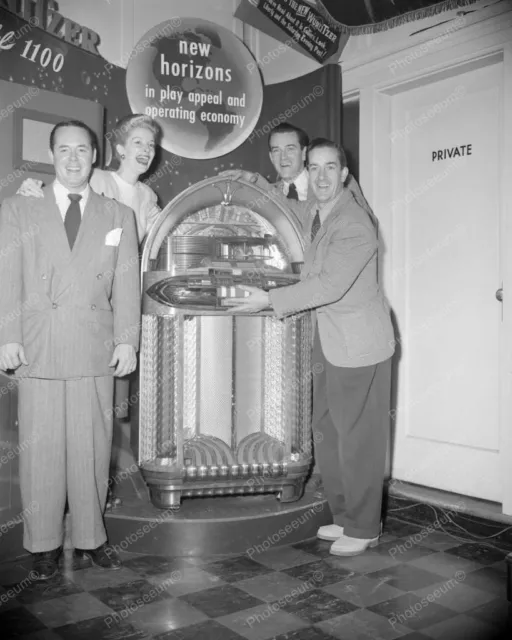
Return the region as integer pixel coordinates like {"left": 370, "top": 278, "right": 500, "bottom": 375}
{"left": 109, "top": 344, "right": 137, "bottom": 377}
{"left": 0, "top": 343, "right": 28, "bottom": 372}
{"left": 228, "top": 285, "right": 272, "bottom": 314}
{"left": 16, "top": 178, "right": 44, "bottom": 198}
{"left": 218, "top": 169, "right": 271, "bottom": 191}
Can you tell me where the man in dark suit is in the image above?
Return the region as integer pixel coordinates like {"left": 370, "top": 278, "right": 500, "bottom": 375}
{"left": 221, "top": 122, "right": 310, "bottom": 208}
{"left": 230, "top": 139, "right": 395, "bottom": 556}
{"left": 267, "top": 122, "right": 310, "bottom": 202}
{"left": 0, "top": 120, "right": 141, "bottom": 579}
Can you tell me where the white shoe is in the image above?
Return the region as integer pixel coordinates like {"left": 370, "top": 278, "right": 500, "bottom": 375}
{"left": 330, "top": 534, "right": 379, "bottom": 556}
{"left": 317, "top": 524, "right": 344, "bottom": 541}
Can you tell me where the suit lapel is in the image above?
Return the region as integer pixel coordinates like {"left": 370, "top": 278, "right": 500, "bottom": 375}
{"left": 70, "top": 190, "right": 104, "bottom": 261}
{"left": 300, "top": 202, "right": 318, "bottom": 277}
{"left": 57, "top": 191, "right": 105, "bottom": 293}
{"left": 301, "top": 190, "right": 352, "bottom": 277}
{"left": 38, "top": 185, "right": 72, "bottom": 274}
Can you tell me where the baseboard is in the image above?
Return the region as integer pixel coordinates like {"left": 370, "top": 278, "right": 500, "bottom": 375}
{"left": 385, "top": 480, "right": 512, "bottom": 553}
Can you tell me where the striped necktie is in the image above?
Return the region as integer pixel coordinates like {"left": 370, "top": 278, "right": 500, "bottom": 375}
{"left": 65, "top": 193, "right": 82, "bottom": 250}
{"left": 311, "top": 210, "right": 321, "bottom": 242}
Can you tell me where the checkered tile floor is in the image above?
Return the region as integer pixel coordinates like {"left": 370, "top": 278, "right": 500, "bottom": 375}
{"left": 0, "top": 517, "right": 510, "bottom": 639}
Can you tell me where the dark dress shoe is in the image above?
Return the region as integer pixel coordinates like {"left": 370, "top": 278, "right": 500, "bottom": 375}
{"left": 32, "top": 547, "right": 62, "bottom": 580}
{"left": 73, "top": 543, "right": 121, "bottom": 570}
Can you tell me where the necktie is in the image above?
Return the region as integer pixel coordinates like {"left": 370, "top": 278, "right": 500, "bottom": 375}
{"left": 287, "top": 182, "right": 298, "bottom": 200}
{"left": 65, "top": 193, "right": 82, "bottom": 250}
{"left": 311, "top": 210, "right": 321, "bottom": 242}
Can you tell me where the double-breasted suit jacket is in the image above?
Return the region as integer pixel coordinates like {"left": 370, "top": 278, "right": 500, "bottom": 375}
{"left": 0, "top": 184, "right": 141, "bottom": 553}
{"left": 0, "top": 185, "right": 141, "bottom": 378}
{"left": 269, "top": 188, "right": 395, "bottom": 368}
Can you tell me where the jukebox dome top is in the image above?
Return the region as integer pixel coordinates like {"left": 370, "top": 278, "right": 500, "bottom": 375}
{"left": 142, "top": 176, "right": 306, "bottom": 314}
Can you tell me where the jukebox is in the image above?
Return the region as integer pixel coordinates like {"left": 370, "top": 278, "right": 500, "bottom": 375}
{"left": 139, "top": 176, "right": 314, "bottom": 508}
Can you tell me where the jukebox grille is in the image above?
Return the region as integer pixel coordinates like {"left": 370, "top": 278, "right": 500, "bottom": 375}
{"left": 160, "top": 314, "right": 176, "bottom": 459}
{"left": 263, "top": 316, "right": 285, "bottom": 444}
{"left": 182, "top": 316, "right": 198, "bottom": 442}
{"left": 296, "top": 313, "right": 313, "bottom": 456}
{"left": 140, "top": 315, "right": 159, "bottom": 465}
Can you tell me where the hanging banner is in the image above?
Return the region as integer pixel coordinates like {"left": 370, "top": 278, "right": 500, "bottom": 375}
{"left": 0, "top": 7, "right": 130, "bottom": 172}
{"left": 0, "top": 0, "right": 101, "bottom": 54}
{"left": 0, "top": 7, "right": 121, "bottom": 108}
{"left": 235, "top": 0, "right": 348, "bottom": 64}
{"left": 125, "top": 18, "right": 264, "bottom": 160}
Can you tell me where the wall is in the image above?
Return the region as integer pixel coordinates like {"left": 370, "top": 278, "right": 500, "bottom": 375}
{"left": 55, "top": 0, "right": 319, "bottom": 85}
{"left": 45, "top": 0, "right": 127, "bottom": 65}
{"left": 55, "top": 0, "right": 512, "bottom": 89}
{"left": 341, "top": 100, "right": 359, "bottom": 181}
{"left": 54, "top": 0, "right": 242, "bottom": 64}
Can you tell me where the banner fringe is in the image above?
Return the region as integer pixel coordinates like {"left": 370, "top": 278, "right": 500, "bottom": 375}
{"left": 314, "top": 0, "right": 481, "bottom": 35}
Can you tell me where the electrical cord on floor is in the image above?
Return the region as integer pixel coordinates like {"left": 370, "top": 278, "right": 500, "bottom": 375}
{"left": 387, "top": 500, "right": 512, "bottom": 553}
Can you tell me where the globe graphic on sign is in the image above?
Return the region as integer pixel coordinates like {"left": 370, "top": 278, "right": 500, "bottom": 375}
{"left": 125, "top": 18, "right": 263, "bottom": 160}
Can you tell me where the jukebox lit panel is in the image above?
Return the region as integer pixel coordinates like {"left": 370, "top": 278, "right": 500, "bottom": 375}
{"left": 139, "top": 178, "right": 313, "bottom": 507}
{"left": 139, "top": 313, "right": 312, "bottom": 467}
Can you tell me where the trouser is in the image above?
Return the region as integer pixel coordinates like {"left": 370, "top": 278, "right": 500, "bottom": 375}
{"left": 312, "top": 332, "right": 392, "bottom": 539}
{"left": 109, "top": 370, "right": 146, "bottom": 500}
{"left": 18, "top": 376, "right": 114, "bottom": 552}
{"left": 113, "top": 376, "right": 130, "bottom": 419}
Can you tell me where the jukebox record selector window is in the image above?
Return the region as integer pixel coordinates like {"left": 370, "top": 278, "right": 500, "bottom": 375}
{"left": 147, "top": 233, "right": 300, "bottom": 310}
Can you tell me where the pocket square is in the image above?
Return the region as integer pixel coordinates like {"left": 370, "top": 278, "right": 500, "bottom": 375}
{"left": 105, "top": 228, "right": 122, "bottom": 246}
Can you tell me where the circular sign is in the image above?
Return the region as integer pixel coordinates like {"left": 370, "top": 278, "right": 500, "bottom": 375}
{"left": 125, "top": 18, "right": 264, "bottom": 160}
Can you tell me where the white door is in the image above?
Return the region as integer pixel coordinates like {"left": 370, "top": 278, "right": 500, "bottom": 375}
{"left": 387, "top": 60, "right": 503, "bottom": 501}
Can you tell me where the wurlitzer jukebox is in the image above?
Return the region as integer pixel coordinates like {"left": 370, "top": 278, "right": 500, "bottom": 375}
{"left": 139, "top": 176, "right": 313, "bottom": 508}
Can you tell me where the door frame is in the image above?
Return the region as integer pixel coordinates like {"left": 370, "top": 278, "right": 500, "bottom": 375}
{"left": 342, "top": 15, "right": 512, "bottom": 514}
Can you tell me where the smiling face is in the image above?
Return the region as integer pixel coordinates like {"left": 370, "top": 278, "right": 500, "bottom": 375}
{"left": 269, "top": 131, "right": 306, "bottom": 181}
{"left": 116, "top": 126, "right": 156, "bottom": 176}
{"left": 49, "top": 125, "right": 96, "bottom": 192}
{"left": 308, "top": 146, "right": 349, "bottom": 205}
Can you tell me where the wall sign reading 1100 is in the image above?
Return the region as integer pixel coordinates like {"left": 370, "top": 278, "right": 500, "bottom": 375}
{"left": 432, "top": 144, "right": 472, "bottom": 162}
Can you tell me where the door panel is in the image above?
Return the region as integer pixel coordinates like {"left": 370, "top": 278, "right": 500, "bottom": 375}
{"left": 389, "top": 61, "right": 502, "bottom": 501}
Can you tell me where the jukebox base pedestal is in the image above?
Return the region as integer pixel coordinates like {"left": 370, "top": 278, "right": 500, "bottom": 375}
{"left": 140, "top": 463, "right": 310, "bottom": 509}
{"left": 147, "top": 481, "right": 306, "bottom": 510}
{"left": 104, "top": 481, "right": 330, "bottom": 557}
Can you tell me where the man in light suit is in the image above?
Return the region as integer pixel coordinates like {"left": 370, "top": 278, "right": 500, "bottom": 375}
{"left": 231, "top": 139, "right": 395, "bottom": 556}
{"left": 0, "top": 120, "right": 140, "bottom": 579}
{"left": 229, "top": 122, "right": 372, "bottom": 234}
